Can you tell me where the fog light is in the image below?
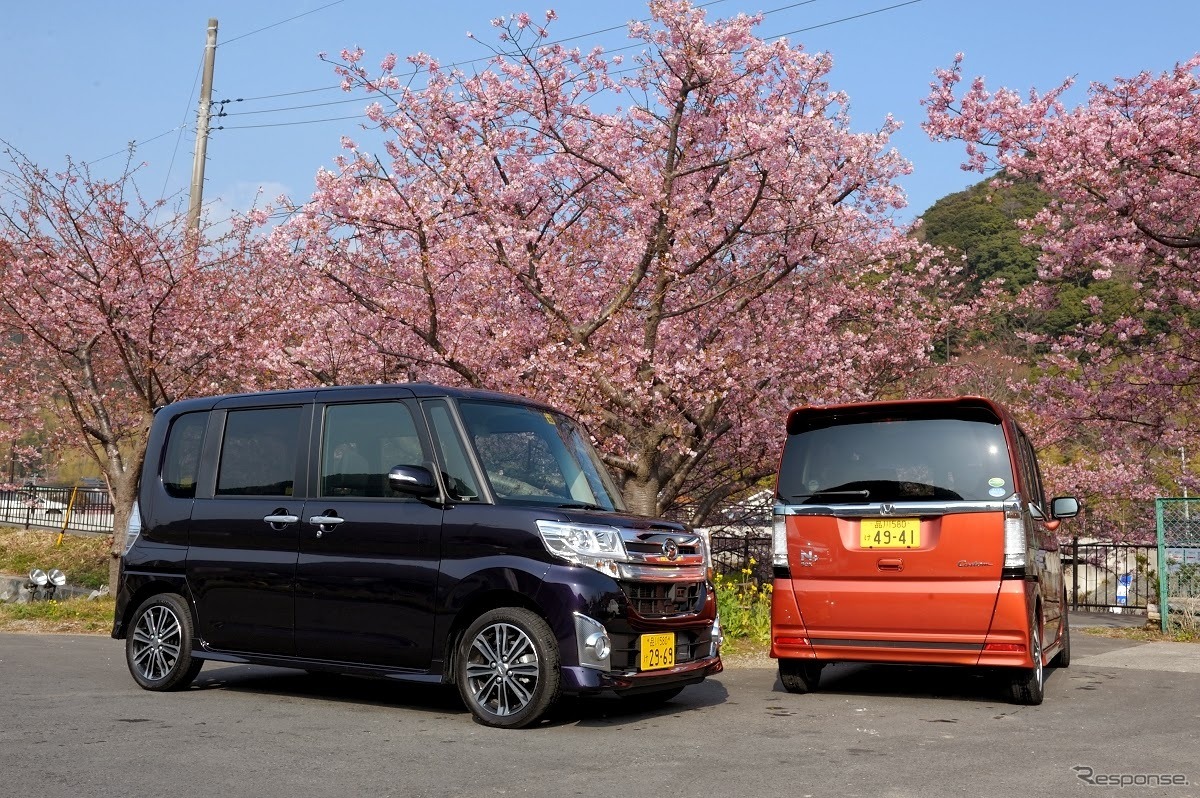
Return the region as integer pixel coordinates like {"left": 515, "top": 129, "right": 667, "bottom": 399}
{"left": 573, "top": 612, "right": 612, "bottom": 671}
{"left": 585, "top": 631, "right": 612, "bottom": 661}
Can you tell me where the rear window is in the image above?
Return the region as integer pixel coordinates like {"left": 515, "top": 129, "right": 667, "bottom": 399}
{"left": 778, "top": 412, "right": 1014, "bottom": 504}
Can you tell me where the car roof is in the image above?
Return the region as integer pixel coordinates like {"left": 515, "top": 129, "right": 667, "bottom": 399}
{"left": 156, "top": 383, "right": 563, "bottom": 417}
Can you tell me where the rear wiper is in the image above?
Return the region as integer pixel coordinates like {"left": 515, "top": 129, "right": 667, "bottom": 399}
{"left": 779, "top": 490, "right": 871, "bottom": 502}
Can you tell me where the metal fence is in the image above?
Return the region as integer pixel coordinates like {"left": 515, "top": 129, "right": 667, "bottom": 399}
{"left": 1066, "top": 538, "right": 1157, "bottom": 613}
{"left": 703, "top": 523, "right": 1162, "bottom": 619}
{"left": 0, "top": 485, "right": 114, "bottom": 535}
{"left": 1155, "top": 498, "right": 1200, "bottom": 632}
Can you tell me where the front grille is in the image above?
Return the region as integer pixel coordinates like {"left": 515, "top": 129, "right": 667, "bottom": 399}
{"left": 619, "top": 580, "right": 703, "bottom": 617}
{"left": 624, "top": 539, "right": 702, "bottom": 557}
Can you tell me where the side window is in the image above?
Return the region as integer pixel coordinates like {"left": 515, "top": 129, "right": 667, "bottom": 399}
{"left": 423, "top": 400, "right": 482, "bottom": 501}
{"left": 162, "top": 412, "right": 208, "bottom": 499}
{"left": 1015, "top": 429, "right": 1046, "bottom": 509}
{"left": 216, "top": 406, "right": 303, "bottom": 496}
{"left": 320, "top": 401, "right": 427, "bottom": 499}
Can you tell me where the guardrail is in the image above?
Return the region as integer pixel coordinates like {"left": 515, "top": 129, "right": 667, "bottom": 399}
{"left": 0, "top": 485, "right": 114, "bottom": 535}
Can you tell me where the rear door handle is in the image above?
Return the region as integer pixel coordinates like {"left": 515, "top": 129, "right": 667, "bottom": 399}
{"left": 877, "top": 558, "right": 904, "bottom": 571}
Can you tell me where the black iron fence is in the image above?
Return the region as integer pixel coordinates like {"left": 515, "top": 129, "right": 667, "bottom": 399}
{"left": 0, "top": 485, "right": 114, "bottom": 535}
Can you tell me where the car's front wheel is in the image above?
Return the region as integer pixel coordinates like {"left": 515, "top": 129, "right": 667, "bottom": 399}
{"left": 126, "top": 593, "right": 203, "bottom": 691}
{"left": 456, "top": 607, "right": 561, "bottom": 729}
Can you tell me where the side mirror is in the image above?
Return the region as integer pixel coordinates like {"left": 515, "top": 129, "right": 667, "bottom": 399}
{"left": 387, "top": 465, "right": 438, "bottom": 497}
{"left": 1051, "top": 496, "right": 1080, "bottom": 519}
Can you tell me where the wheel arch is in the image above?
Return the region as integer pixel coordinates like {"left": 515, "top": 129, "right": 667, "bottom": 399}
{"left": 442, "top": 588, "right": 547, "bottom": 686}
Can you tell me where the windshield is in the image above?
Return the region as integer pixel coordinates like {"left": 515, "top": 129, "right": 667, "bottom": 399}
{"left": 456, "top": 399, "right": 626, "bottom": 511}
{"left": 778, "top": 414, "right": 1015, "bottom": 505}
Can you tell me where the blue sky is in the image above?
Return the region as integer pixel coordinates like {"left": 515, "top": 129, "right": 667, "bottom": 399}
{"left": 3, "top": 0, "right": 1198, "bottom": 224}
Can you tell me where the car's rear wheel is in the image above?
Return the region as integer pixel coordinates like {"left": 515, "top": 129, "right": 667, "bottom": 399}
{"left": 779, "top": 659, "right": 823, "bottom": 694}
{"left": 456, "top": 607, "right": 561, "bottom": 729}
{"left": 1010, "top": 615, "right": 1045, "bottom": 705}
{"left": 126, "top": 593, "right": 203, "bottom": 691}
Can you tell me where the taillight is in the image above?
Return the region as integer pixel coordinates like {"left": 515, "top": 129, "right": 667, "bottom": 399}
{"left": 1004, "top": 495, "right": 1026, "bottom": 569}
{"left": 772, "top": 511, "right": 790, "bottom": 577}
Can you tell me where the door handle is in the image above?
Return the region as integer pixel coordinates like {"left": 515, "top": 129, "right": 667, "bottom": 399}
{"left": 877, "top": 558, "right": 904, "bottom": 571}
{"left": 308, "top": 513, "right": 345, "bottom": 538}
{"left": 261, "top": 511, "right": 298, "bottom": 528}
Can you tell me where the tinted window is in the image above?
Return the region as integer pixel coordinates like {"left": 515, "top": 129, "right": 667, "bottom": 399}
{"left": 216, "top": 406, "right": 303, "bottom": 496}
{"left": 778, "top": 415, "right": 1015, "bottom": 504}
{"left": 320, "top": 401, "right": 427, "bottom": 498}
{"left": 162, "top": 412, "right": 208, "bottom": 498}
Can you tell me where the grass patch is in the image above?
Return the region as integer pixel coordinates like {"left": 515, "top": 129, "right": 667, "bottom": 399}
{"left": 0, "top": 596, "right": 115, "bottom": 634}
{"left": 1080, "top": 624, "right": 1200, "bottom": 644}
{"left": 0, "top": 525, "right": 110, "bottom": 590}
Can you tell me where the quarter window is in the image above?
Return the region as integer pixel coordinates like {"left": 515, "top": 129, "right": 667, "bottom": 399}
{"left": 162, "top": 412, "right": 207, "bottom": 499}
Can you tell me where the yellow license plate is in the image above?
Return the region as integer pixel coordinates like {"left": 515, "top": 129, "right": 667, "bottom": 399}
{"left": 639, "top": 632, "right": 676, "bottom": 671}
{"left": 860, "top": 518, "right": 921, "bottom": 548}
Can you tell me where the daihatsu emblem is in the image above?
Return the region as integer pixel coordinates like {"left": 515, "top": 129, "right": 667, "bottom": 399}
{"left": 880, "top": 504, "right": 896, "bottom": 516}
{"left": 662, "top": 538, "right": 680, "bottom": 561}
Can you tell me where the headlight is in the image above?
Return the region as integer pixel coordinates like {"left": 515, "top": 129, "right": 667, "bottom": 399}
{"left": 48, "top": 569, "right": 67, "bottom": 587}
{"left": 536, "top": 520, "right": 627, "bottom": 578}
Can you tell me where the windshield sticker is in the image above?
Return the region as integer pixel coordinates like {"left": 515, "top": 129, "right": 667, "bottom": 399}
{"left": 989, "top": 487, "right": 1007, "bottom": 497}
{"left": 988, "top": 477, "right": 1006, "bottom": 488}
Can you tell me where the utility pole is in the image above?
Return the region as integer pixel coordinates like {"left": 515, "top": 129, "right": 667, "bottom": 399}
{"left": 187, "top": 18, "right": 219, "bottom": 236}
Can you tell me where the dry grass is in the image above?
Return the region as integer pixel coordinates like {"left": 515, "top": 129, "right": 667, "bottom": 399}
{"left": 0, "top": 525, "right": 110, "bottom": 590}
{"left": 0, "top": 525, "right": 114, "bottom": 634}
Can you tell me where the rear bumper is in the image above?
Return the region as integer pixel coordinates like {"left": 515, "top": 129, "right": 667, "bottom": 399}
{"left": 770, "top": 577, "right": 1036, "bottom": 670}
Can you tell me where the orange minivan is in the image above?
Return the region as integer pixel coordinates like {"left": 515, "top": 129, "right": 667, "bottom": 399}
{"left": 770, "top": 397, "right": 1079, "bottom": 704}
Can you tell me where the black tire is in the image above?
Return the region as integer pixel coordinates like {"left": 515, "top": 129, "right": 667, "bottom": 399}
{"left": 1010, "top": 615, "right": 1045, "bottom": 705}
{"left": 126, "top": 593, "right": 203, "bottom": 691}
{"left": 1052, "top": 592, "right": 1071, "bottom": 669}
{"left": 456, "top": 607, "right": 561, "bottom": 729}
{"left": 779, "top": 659, "right": 823, "bottom": 694}
{"left": 616, "top": 686, "right": 685, "bottom": 709}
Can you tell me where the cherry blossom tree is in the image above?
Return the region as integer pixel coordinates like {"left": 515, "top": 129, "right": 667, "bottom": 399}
{"left": 270, "top": 1, "right": 974, "bottom": 519}
{"left": 0, "top": 145, "right": 287, "bottom": 583}
{"left": 924, "top": 54, "right": 1200, "bottom": 507}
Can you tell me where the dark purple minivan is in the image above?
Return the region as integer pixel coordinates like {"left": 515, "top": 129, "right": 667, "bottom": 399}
{"left": 112, "top": 384, "right": 723, "bottom": 727}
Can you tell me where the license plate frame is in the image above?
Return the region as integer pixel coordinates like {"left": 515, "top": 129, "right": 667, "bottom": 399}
{"left": 860, "top": 517, "right": 921, "bottom": 549}
{"left": 639, "top": 632, "right": 676, "bottom": 671}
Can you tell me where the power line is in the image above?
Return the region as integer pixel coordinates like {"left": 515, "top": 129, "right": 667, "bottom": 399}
{"left": 219, "top": 0, "right": 349, "bottom": 47}
{"left": 214, "top": 0, "right": 924, "bottom": 131}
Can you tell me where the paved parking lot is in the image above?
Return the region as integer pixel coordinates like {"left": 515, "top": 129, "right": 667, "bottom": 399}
{"left": 1, "top": 630, "right": 1196, "bottom": 798}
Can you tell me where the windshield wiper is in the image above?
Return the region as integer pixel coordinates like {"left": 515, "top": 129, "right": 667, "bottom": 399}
{"left": 779, "top": 489, "right": 871, "bottom": 502}
{"left": 557, "top": 502, "right": 605, "bottom": 511}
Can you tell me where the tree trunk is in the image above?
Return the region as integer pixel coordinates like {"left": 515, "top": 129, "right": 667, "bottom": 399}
{"left": 621, "top": 476, "right": 663, "bottom": 519}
